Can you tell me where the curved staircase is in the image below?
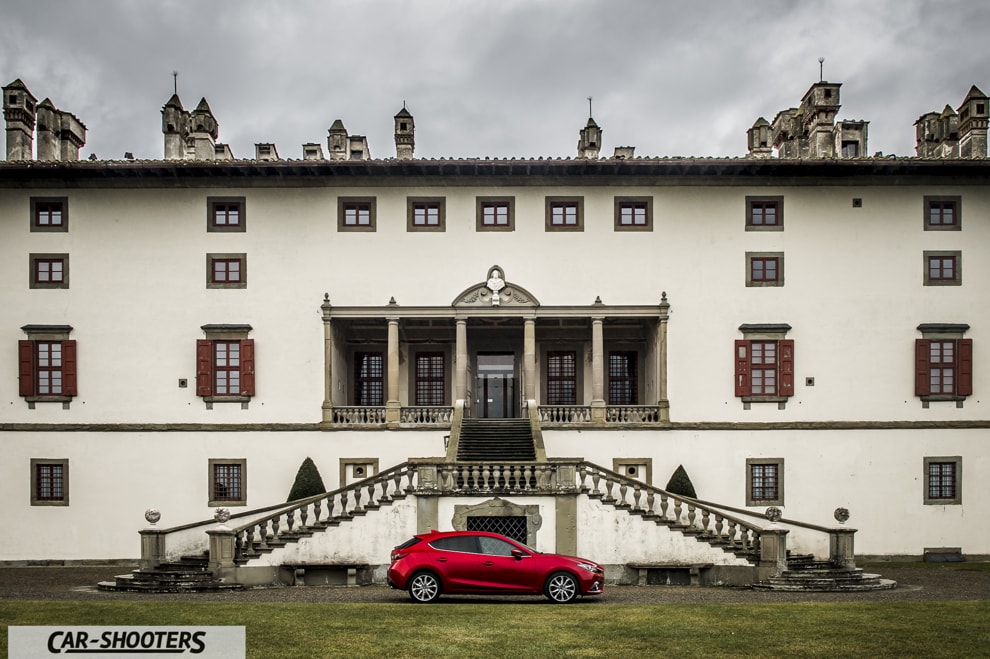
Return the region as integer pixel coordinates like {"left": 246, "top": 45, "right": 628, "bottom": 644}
{"left": 752, "top": 555, "right": 897, "bottom": 592}
{"left": 98, "top": 554, "right": 243, "bottom": 593}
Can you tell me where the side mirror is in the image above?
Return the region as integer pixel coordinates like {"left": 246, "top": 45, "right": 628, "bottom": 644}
{"left": 511, "top": 549, "right": 526, "bottom": 560}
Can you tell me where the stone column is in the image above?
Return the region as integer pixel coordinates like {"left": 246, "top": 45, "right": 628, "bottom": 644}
{"left": 455, "top": 319, "right": 468, "bottom": 404}
{"left": 523, "top": 318, "right": 536, "bottom": 403}
{"left": 830, "top": 528, "right": 857, "bottom": 570}
{"left": 386, "top": 317, "right": 401, "bottom": 427}
{"left": 139, "top": 529, "right": 166, "bottom": 570}
{"left": 591, "top": 316, "right": 606, "bottom": 424}
{"left": 758, "top": 527, "right": 789, "bottom": 578}
{"left": 321, "top": 295, "right": 334, "bottom": 424}
{"left": 658, "top": 292, "right": 670, "bottom": 422}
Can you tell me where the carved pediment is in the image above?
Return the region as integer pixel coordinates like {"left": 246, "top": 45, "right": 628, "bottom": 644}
{"left": 452, "top": 265, "right": 540, "bottom": 308}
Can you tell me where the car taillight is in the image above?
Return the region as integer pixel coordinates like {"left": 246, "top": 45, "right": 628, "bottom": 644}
{"left": 390, "top": 551, "right": 406, "bottom": 563}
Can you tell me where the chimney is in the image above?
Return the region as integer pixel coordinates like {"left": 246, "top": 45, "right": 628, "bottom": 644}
{"left": 3, "top": 79, "right": 38, "bottom": 160}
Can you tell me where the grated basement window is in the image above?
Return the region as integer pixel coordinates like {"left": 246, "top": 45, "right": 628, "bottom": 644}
{"left": 467, "top": 516, "right": 527, "bottom": 544}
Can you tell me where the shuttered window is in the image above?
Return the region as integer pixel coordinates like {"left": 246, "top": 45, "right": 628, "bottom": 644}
{"left": 196, "top": 339, "right": 255, "bottom": 397}
{"left": 734, "top": 339, "right": 794, "bottom": 398}
{"left": 915, "top": 338, "right": 972, "bottom": 397}
{"left": 19, "top": 340, "right": 78, "bottom": 398}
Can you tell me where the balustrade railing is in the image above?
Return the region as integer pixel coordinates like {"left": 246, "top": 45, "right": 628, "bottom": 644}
{"left": 605, "top": 405, "right": 662, "bottom": 423}
{"left": 437, "top": 462, "right": 556, "bottom": 492}
{"left": 539, "top": 405, "right": 592, "bottom": 424}
{"left": 400, "top": 406, "right": 453, "bottom": 425}
{"left": 331, "top": 406, "right": 386, "bottom": 426}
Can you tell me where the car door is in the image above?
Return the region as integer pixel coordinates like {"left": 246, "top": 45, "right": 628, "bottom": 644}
{"left": 428, "top": 536, "right": 480, "bottom": 592}
{"left": 476, "top": 535, "right": 537, "bottom": 592}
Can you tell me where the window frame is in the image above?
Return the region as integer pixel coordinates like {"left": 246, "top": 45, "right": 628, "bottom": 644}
{"left": 207, "top": 197, "right": 246, "bottom": 232}
{"left": 31, "top": 197, "right": 68, "bottom": 233}
{"left": 354, "top": 351, "right": 385, "bottom": 406}
{"left": 206, "top": 253, "right": 247, "bottom": 289}
{"left": 545, "top": 350, "right": 578, "bottom": 406}
{"left": 19, "top": 325, "right": 76, "bottom": 407}
{"left": 746, "top": 458, "right": 784, "bottom": 506}
{"left": 545, "top": 197, "right": 584, "bottom": 232}
{"left": 607, "top": 350, "right": 639, "bottom": 405}
{"left": 476, "top": 197, "right": 515, "bottom": 232}
{"left": 31, "top": 458, "right": 70, "bottom": 506}
{"left": 923, "top": 251, "right": 961, "bottom": 286}
{"left": 414, "top": 351, "right": 446, "bottom": 406}
{"left": 614, "top": 197, "right": 653, "bottom": 232}
{"left": 197, "top": 325, "right": 255, "bottom": 406}
{"left": 338, "top": 197, "right": 376, "bottom": 232}
{"left": 923, "top": 196, "right": 961, "bottom": 232}
{"left": 407, "top": 197, "right": 446, "bottom": 232}
{"left": 209, "top": 458, "right": 247, "bottom": 507}
{"left": 745, "top": 196, "right": 783, "bottom": 232}
{"left": 735, "top": 324, "right": 794, "bottom": 406}
{"left": 29, "top": 253, "right": 69, "bottom": 289}
{"left": 923, "top": 456, "right": 961, "bottom": 505}
{"left": 746, "top": 252, "right": 784, "bottom": 287}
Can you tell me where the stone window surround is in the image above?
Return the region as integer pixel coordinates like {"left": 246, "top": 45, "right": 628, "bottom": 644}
{"left": 917, "top": 323, "right": 970, "bottom": 408}
{"left": 20, "top": 324, "right": 74, "bottom": 409}
{"left": 200, "top": 324, "right": 253, "bottom": 409}
{"left": 745, "top": 252, "right": 784, "bottom": 287}
{"left": 545, "top": 196, "right": 584, "bottom": 232}
{"left": 338, "top": 197, "right": 376, "bottom": 232}
{"left": 745, "top": 195, "right": 783, "bottom": 231}
{"left": 29, "top": 253, "right": 70, "bottom": 289}
{"left": 409, "top": 347, "right": 452, "bottom": 407}
{"left": 209, "top": 458, "right": 247, "bottom": 507}
{"left": 614, "top": 196, "right": 653, "bottom": 232}
{"left": 406, "top": 197, "right": 446, "bottom": 232}
{"left": 452, "top": 497, "right": 543, "bottom": 547}
{"left": 476, "top": 196, "right": 515, "bottom": 232}
{"left": 923, "top": 456, "right": 962, "bottom": 505}
{"left": 31, "top": 197, "right": 68, "bottom": 232}
{"left": 612, "top": 458, "right": 653, "bottom": 485}
{"left": 206, "top": 253, "right": 247, "bottom": 289}
{"left": 923, "top": 195, "right": 961, "bottom": 231}
{"left": 31, "top": 458, "right": 69, "bottom": 506}
{"left": 923, "top": 250, "right": 961, "bottom": 286}
{"left": 207, "top": 197, "right": 246, "bottom": 232}
{"left": 738, "top": 324, "right": 792, "bottom": 410}
{"left": 746, "top": 457, "right": 784, "bottom": 507}
{"left": 339, "top": 458, "right": 380, "bottom": 487}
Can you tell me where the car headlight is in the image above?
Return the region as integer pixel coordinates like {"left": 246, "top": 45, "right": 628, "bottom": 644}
{"left": 576, "top": 562, "right": 600, "bottom": 574}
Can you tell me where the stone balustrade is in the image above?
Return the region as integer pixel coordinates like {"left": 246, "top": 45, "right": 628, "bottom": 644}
{"left": 605, "top": 405, "right": 663, "bottom": 423}
{"left": 538, "top": 405, "right": 592, "bottom": 424}
{"left": 331, "top": 406, "right": 387, "bottom": 426}
{"left": 399, "top": 406, "right": 453, "bottom": 425}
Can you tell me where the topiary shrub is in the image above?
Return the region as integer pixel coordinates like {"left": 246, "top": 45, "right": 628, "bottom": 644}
{"left": 287, "top": 457, "right": 327, "bottom": 502}
{"left": 664, "top": 464, "right": 697, "bottom": 498}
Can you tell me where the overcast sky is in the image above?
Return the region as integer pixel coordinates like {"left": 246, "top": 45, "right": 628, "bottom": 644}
{"left": 2, "top": 0, "right": 987, "bottom": 162}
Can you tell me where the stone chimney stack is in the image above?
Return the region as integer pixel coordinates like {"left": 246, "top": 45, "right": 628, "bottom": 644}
{"left": 958, "top": 85, "right": 988, "bottom": 159}
{"left": 36, "top": 99, "right": 59, "bottom": 161}
{"left": 328, "top": 119, "right": 349, "bottom": 160}
{"left": 3, "top": 79, "right": 38, "bottom": 160}
{"left": 57, "top": 109, "right": 86, "bottom": 160}
{"left": 577, "top": 117, "right": 602, "bottom": 159}
{"left": 188, "top": 98, "right": 218, "bottom": 160}
{"left": 162, "top": 94, "right": 186, "bottom": 160}
{"left": 800, "top": 82, "right": 841, "bottom": 158}
{"left": 747, "top": 118, "right": 773, "bottom": 158}
{"left": 394, "top": 106, "right": 415, "bottom": 160}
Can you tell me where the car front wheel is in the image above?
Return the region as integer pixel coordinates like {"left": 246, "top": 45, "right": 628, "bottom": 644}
{"left": 408, "top": 571, "right": 442, "bottom": 603}
{"left": 544, "top": 571, "right": 579, "bottom": 603}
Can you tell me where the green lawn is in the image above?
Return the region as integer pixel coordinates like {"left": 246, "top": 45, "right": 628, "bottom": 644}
{"left": 2, "top": 601, "right": 989, "bottom": 658}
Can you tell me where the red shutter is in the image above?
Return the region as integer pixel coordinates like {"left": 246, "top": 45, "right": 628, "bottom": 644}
{"left": 915, "top": 339, "right": 931, "bottom": 396}
{"left": 734, "top": 340, "right": 751, "bottom": 397}
{"left": 61, "top": 340, "right": 78, "bottom": 396}
{"left": 957, "top": 338, "right": 973, "bottom": 396}
{"left": 778, "top": 339, "right": 794, "bottom": 397}
{"left": 18, "top": 340, "right": 36, "bottom": 397}
{"left": 240, "top": 339, "right": 255, "bottom": 396}
{"left": 196, "top": 340, "right": 213, "bottom": 396}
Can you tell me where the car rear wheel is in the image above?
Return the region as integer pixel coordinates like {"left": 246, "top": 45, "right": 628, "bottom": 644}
{"left": 408, "top": 571, "right": 442, "bottom": 603}
{"left": 544, "top": 571, "right": 579, "bottom": 603}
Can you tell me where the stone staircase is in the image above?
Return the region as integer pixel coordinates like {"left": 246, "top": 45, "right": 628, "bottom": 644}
{"left": 752, "top": 554, "right": 897, "bottom": 592}
{"left": 98, "top": 554, "right": 243, "bottom": 593}
{"left": 457, "top": 418, "right": 536, "bottom": 461}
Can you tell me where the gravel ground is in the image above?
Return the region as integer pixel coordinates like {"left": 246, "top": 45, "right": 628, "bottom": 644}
{"left": 1, "top": 565, "right": 989, "bottom": 605}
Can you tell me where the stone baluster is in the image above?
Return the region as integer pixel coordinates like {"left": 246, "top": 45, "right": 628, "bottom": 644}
{"left": 590, "top": 470, "right": 601, "bottom": 496}
{"left": 687, "top": 504, "right": 696, "bottom": 529}
{"left": 512, "top": 465, "right": 522, "bottom": 489}
{"left": 286, "top": 509, "right": 296, "bottom": 532}
{"left": 523, "top": 465, "right": 533, "bottom": 490}
{"left": 632, "top": 483, "right": 643, "bottom": 511}
{"left": 271, "top": 517, "right": 281, "bottom": 542}
{"left": 700, "top": 509, "right": 711, "bottom": 537}
{"left": 353, "top": 485, "right": 364, "bottom": 512}
{"left": 471, "top": 465, "right": 481, "bottom": 490}
{"left": 659, "top": 493, "right": 669, "bottom": 520}
{"left": 313, "top": 498, "right": 323, "bottom": 524}
{"left": 646, "top": 491, "right": 656, "bottom": 516}
{"left": 727, "top": 520, "right": 738, "bottom": 547}
{"left": 672, "top": 498, "right": 683, "bottom": 525}
{"left": 245, "top": 526, "right": 255, "bottom": 553}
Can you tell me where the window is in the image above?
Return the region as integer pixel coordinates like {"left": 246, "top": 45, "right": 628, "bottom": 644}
{"left": 923, "top": 456, "right": 961, "bottom": 505}
{"left": 545, "top": 197, "right": 583, "bottom": 231}
{"left": 841, "top": 141, "right": 859, "bottom": 157}
{"left": 209, "top": 459, "right": 246, "bottom": 506}
{"left": 915, "top": 326, "right": 972, "bottom": 402}
{"left": 614, "top": 197, "right": 653, "bottom": 231}
{"left": 924, "top": 196, "right": 961, "bottom": 231}
{"left": 207, "top": 254, "right": 247, "bottom": 288}
{"left": 745, "top": 196, "right": 783, "bottom": 231}
{"left": 338, "top": 197, "right": 376, "bottom": 231}
{"left": 746, "top": 458, "right": 784, "bottom": 506}
{"left": 31, "top": 198, "right": 68, "bottom": 232}
{"left": 354, "top": 352, "right": 384, "bottom": 406}
{"left": 31, "top": 459, "right": 69, "bottom": 506}
{"left": 924, "top": 251, "right": 961, "bottom": 286}
{"left": 407, "top": 198, "right": 445, "bottom": 232}
{"left": 746, "top": 253, "right": 783, "bottom": 287}
{"left": 546, "top": 351, "right": 577, "bottom": 405}
{"left": 415, "top": 352, "right": 445, "bottom": 406}
{"left": 207, "top": 198, "right": 246, "bottom": 232}
{"left": 608, "top": 351, "right": 638, "bottom": 405}
{"left": 196, "top": 325, "right": 255, "bottom": 404}
{"left": 735, "top": 325, "right": 794, "bottom": 404}
{"left": 477, "top": 197, "right": 514, "bottom": 231}
{"left": 19, "top": 326, "right": 76, "bottom": 405}
{"left": 29, "top": 254, "right": 69, "bottom": 289}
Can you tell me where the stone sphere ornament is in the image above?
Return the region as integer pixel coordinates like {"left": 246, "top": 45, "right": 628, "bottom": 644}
{"left": 144, "top": 508, "right": 161, "bottom": 525}
{"left": 214, "top": 507, "right": 231, "bottom": 524}
{"left": 834, "top": 507, "right": 851, "bottom": 524}
{"left": 764, "top": 506, "right": 783, "bottom": 522}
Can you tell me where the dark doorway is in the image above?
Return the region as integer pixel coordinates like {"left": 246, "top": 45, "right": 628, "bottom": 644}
{"left": 476, "top": 353, "right": 515, "bottom": 418}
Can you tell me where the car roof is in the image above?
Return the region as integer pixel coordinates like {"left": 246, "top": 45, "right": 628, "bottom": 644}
{"left": 417, "top": 530, "right": 511, "bottom": 541}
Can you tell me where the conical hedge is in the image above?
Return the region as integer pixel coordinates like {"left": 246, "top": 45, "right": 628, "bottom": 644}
{"left": 287, "top": 457, "right": 327, "bottom": 502}
{"left": 664, "top": 464, "right": 697, "bottom": 498}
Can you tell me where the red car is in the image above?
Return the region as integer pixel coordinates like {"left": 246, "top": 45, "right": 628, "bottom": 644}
{"left": 387, "top": 530, "right": 604, "bottom": 603}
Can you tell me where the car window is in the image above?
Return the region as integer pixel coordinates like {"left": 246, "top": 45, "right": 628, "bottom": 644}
{"left": 430, "top": 536, "right": 479, "bottom": 553}
{"left": 477, "top": 536, "right": 520, "bottom": 557}
{"left": 394, "top": 537, "right": 422, "bottom": 551}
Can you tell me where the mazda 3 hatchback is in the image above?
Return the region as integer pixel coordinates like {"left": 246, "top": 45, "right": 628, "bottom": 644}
{"left": 387, "top": 530, "right": 604, "bottom": 603}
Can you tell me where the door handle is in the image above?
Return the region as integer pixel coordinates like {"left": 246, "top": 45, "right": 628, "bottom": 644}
{"left": 436, "top": 557, "right": 447, "bottom": 562}
{"left": 483, "top": 561, "right": 494, "bottom": 566}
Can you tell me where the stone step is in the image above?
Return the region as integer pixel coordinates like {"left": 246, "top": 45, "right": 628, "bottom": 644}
{"left": 752, "top": 578, "right": 897, "bottom": 592}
